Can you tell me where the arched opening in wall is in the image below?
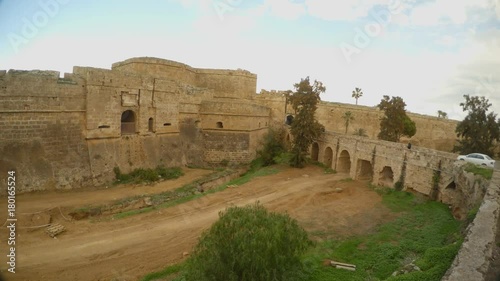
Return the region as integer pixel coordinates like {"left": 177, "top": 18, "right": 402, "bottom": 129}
{"left": 148, "top": 117, "right": 154, "bottom": 132}
{"left": 216, "top": 121, "right": 223, "bottom": 128}
{"left": 357, "top": 159, "right": 373, "bottom": 180}
{"left": 285, "top": 115, "right": 294, "bottom": 125}
{"left": 324, "top": 147, "right": 333, "bottom": 168}
{"left": 379, "top": 166, "right": 394, "bottom": 187}
{"left": 121, "top": 110, "right": 136, "bottom": 135}
{"left": 445, "top": 181, "right": 456, "bottom": 190}
{"left": 337, "top": 150, "right": 351, "bottom": 173}
{"left": 311, "top": 142, "right": 319, "bottom": 161}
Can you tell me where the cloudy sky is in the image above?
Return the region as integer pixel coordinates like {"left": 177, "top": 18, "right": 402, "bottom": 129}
{"left": 0, "top": 0, "right": 499, "bottom": 120}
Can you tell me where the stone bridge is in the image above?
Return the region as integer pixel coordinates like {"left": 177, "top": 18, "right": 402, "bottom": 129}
{"left": 301, "top": 132, "right": 500, "bottom": 281}
{"left": 306, "top": 132, "right": 459, "bottom": 200}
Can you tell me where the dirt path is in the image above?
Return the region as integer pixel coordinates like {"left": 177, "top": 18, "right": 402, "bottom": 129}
{"left": 4, "top": 168, "right": 213, "bottom": 215}
{"left": 0, "top": 166, "right": 394, "bottom": 281}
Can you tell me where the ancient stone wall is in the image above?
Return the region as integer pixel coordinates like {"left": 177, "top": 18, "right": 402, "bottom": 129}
{"left": 315, "top": 102, "right": 458, "bottom": 152}
{"left": 0, "top": 57, "right": 467, "bottom": 194}
{"left": 255, "top": 93, "right": 459, "bottom": 152}
{"left": 112, "top": 57, "right": 257, "bottom": 99}
{"left": 442, "top": 169, "right": 500, "bottom": 281}
{"left": 0, "top": 58, "right": 267, "bottom": 192}
{"left": 0, "top": 70, "right": 92, "bottom": 192}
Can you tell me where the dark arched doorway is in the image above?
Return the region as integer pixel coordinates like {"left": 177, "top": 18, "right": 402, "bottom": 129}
{"left": 337, "top": 150, "right": 351, "bottom": 173}
{"left": 121, "top": 110, "right": 136, "bottom": 135}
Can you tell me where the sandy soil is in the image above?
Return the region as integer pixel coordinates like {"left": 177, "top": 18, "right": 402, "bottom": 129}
{"left": 0, "top": 166, "right": 394, "bottom": 281}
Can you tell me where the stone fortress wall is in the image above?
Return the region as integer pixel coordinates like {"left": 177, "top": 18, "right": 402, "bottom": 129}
{"left": 0, "top": 57, "right": 469, "bottom": 195}
{"left": 0, "top": 58, "right": 269, "bottom": 192}
{"left": 254, "top": 89, "right": 459, "bottom": 152}
{"left": 1, "top": 57, "right": 497, "bottom": 280}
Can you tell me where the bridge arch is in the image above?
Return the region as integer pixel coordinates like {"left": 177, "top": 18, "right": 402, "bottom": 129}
{"left": 379, "top": 166, "right": 394, "bottom": 187}
{"left": 445, "top": 181, "right": 456, "bottom": 190}
{"left": 337, "top": 150, "right": 351, "bottom": 173}
{"left": 356, "top": 159, "right": 373, "bottom": 180}
{"left": 311, "top": 142, "right": 319, "bottom": 161}
{"left": 324, "top": 147, "right": 333, "bottom": 168}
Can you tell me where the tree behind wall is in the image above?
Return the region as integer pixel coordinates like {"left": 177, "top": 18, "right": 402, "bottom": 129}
{"left": 437, "top": 110, "right": 448, "bottom": 118}
{"left": 342, "top": 111, "right": 354, "bottom": 134}
{"left": 453, "top": 95, "right": 500, "bottom": 156}
{"left": 377, "top": 95, "right": 416, "bottom": 142}
{"left": 288, "top": 77, "right": 325, "bottom": 168}
{"left": 352, "top": 87, "right": 363, "bottom": 105}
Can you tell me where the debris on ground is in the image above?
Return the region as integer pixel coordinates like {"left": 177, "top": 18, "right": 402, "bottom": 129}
{"left": 324, "top": 259, "right": 356, "bottom": 271}
{"left": 45, "top": 223, "right": 66, "bottom": 238}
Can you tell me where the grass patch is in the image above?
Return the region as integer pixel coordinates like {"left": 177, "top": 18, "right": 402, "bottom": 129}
{"left": 113, "top": 164, "right": 280, "bottom": 220}
{"left": 463, "top": 163, "right": 493, "bottom": 180}
{"left": 141, "top": 263, "right": 184, "bottom": 281}
{"left": 113, "top": 166, "right": 184, "bottom": 185}
{"left": 340, "top": 177, "right": 353, "bottom": 182}
{"left": 303, "top": 186, "right": 464, "bottom": 281}
{"left": 273, "top": 152, "right": 294, "bottom": 165}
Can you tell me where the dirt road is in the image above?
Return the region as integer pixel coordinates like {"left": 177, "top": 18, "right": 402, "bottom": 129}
{"left": 0, "top": 166, "right": 393, "bottom": 281}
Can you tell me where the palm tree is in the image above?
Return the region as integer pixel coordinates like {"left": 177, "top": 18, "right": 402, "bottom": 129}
{"left": 342, "top": 111, "right": 354, "bottom": 134}
{"left": 353, "top": 128, "right": 368, "bottom": 137}
{"left": 352, "top": 87, "right": 363, "bottom": 105}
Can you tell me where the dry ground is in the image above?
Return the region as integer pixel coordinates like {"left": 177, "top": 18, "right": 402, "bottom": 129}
{"left": 0, "top": 166, "right": 394, "bottom": 281}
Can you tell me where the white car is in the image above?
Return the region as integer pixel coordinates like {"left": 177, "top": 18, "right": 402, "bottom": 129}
{"left": 457, "top": 153, "right": 495, "bottom": 168}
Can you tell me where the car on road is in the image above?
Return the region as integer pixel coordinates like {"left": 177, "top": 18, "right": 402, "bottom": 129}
{"left": 456, "top": 153, "right": 495, "bottom": 168}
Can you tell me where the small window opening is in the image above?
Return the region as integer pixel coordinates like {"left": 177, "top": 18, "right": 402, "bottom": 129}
{"left": 216, "top": 122, "right": 223, "bottom": 128}
{"left": 98, "top": 125, "right": 110, "bottom": 129}
{"left": 164, "top": 123, "right": 172, "bottom": 126}
{"left": 148, "top": 118, "right": 154, "bottom": 132}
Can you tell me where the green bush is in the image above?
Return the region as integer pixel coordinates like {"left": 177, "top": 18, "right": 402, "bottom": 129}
{"left": 394, "top": 181, "right": 404, "bottom": 191}
{"left": 114, "top": 166, "right": 183, "bottom": 184}
{"left": 257, "top": 127, "right": 287, "bottom": 166}
{"left": 183, "top": 203, "right": 312, "bottom": 281}
{"left": 463, "top": 163, "right": 493, "bottom": 180}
